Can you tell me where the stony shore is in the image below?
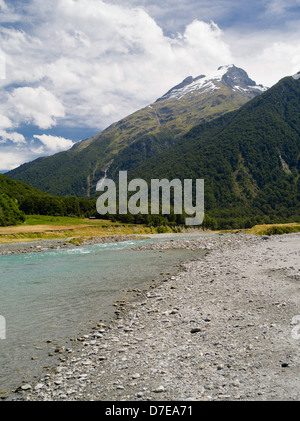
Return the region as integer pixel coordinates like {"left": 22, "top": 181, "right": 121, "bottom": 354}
{"left": 11, "top": 233, "right": 300, "bottom": 401}
{"left": 0, "top": 235, "right": 144, "bottom": 256}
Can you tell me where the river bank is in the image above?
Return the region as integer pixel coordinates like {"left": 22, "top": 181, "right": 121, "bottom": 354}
{"left": 10, "top": 232, "right": 300, "bottom": 401}
{"left": 0, "top": 235, "right": 146, "bottom": 255}
{"left": 0, "top": 230, "right": 216, "bottom": 255}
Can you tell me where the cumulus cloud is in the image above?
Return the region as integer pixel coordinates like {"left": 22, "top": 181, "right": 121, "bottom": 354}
{"left": 182, "top": 20, "right": 231, "bottom": 61}
{"left": 2, "top": 0, "right": 298, "bottom": 136}
{"left": 0, "top": 133, "right": 74, "bottom": 171}
{"left": 0, "top": 0, "right": 8, "bottom": 11}
{"left": 0, "top": 52, "right": 5, "bottom": 79}
{"left": 7, "top": 87, "right": 65, "bottom": 129}
{"left": 259, "top": 41, "right": 300, "bottom": 79}
{"left": 0, "top": 0, "right": 300, "bottom": 171}
{"left": 224, "top": 29, "right": 300, "bottom": 86}
{"left": 0, "top": 130, "right": 26, "bottom": 144}
{"left": 0, "top": 151, "right": 30, "bottom": 171}
{"left": 0, "top": 112, "right": 26, "bottom": 145}
{"left": 0, "top": 0, "right": 234, "bottom": 133}
{"left": 33, "top": 134, "right": 74, "bottom": 152}
{"left": 0, "top": 114, "right": 12, "bottom": 130}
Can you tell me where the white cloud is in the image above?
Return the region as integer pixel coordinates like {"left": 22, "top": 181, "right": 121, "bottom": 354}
{"left": 8, "top": 87, "right": 65, "bottom": 129}
{"left": 4, "top": 0, "right": 298, "bottom": 137}
{"left": 101, "top": 104, "right": 117, "bottom": 116}
{"left": 0, "top": 130, "right": 26, "bottom": 144}
{"left": 224, "top": 30, "right": 300, "bottom": 86}
{"left": 265, "top": 0, "right": 300, "bottom": 15}
{"left": 0, "top": 132, "right": 74, "bottom": 171}
{"left": 0, "top": 0, "right": 235, "bottom": 133}
{"left": 0, "top": 0, "right": 8, "bottom": 11}
{"left": 0, "top": 0, "right": 9, "bottom": 13}
{"left": 0, "top": 52, "right": 5, "bottom": 79}
{"left": 0, "top": 114, "right": 12, "bottom": 130}
{"left": 259, "top": 41, "right": 300, "bottom": 79}
{"left": 182, "top": 20, "right": 232, "bottom": 64}
{"left": 1, "top": 0, "right": 300, "bottom": 172}
{"left": 33, "top": 134, "right": 74, "bottom": 152}
{"left": 0, "top": 151, "right": 29, "bottom": 171}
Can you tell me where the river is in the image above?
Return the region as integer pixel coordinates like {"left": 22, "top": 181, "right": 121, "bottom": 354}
{"left": 0, "top": 235, "right": 206, "bottom": 397}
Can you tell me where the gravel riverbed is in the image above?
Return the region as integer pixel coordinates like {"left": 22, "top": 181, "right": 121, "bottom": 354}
{"left": 0, "top": 235, "right": 144, "bottom": 255}
{"left": 11, "top": 233, "right": 300, "bottom": 401}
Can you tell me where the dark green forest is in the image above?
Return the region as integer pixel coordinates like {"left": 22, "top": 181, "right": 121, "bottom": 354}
{"left": 0, "top": 193, "right": 26, "bottom": 226}
{"left": 2, "top": 76, "right": 300, "bottom": 230}
{"left": 129, "top": 76, "right": 300, "bottom": 229}
{"left": 0, "top": 173, "right": 97, "bottom": 226}
{"left": 0, "top": 172, "right": 218, "bottom": 229}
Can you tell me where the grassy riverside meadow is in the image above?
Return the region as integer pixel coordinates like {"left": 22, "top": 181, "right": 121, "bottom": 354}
{"left": 0, "top": 214, "right": 299, "bottom": 245}
{"left": 0, "top": 215, "right": 153, "bottom": 244}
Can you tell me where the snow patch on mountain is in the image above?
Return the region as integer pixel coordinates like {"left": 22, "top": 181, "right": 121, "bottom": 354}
{"left": 156, "top": 65, "right": 268, "bottom": 102}
{"left": 292, "top": 71, "right": 300, "bottom": 80}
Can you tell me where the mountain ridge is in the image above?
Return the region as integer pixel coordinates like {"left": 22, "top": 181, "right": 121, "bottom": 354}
{"left": 130, "top": 75, "right": 300, "bottom": 228}
{"left": 7, "top": 64, "right": 266, "bottom": 197}
{"left": 156, "top": 64, "right": 267, "bottom": 102}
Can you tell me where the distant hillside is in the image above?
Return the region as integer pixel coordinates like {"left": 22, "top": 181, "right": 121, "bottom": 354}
{"left": 0, "top": 194, "right": 25, "bottom": 227}
{"left": 7, "top": 65, "right": 266, "bottom": 197}
{"left": 0, "top": 172, "right": 48, "bottom": 201}
{"left": 130, "top": 75, "right": 300, "bottom": 229}
{"left": 0, "top": 173, "right": 96, "bottom": 225}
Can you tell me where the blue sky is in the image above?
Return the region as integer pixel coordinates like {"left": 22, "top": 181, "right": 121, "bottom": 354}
{"left": 1, "top": 0, "right": 300, "bottom": 172}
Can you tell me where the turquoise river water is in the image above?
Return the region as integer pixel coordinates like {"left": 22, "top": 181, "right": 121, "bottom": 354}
{"left": 0, "top": 236, "right": 206, "bottom": 397}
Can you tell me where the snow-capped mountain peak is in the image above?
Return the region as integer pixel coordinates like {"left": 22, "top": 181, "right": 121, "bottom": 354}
{"left": 156, "top": 65, "right": 268, "bottom": 102}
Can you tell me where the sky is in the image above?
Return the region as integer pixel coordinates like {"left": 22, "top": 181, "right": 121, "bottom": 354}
{"left": 1, "top": 0, "right": 300, "bottom": 172}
